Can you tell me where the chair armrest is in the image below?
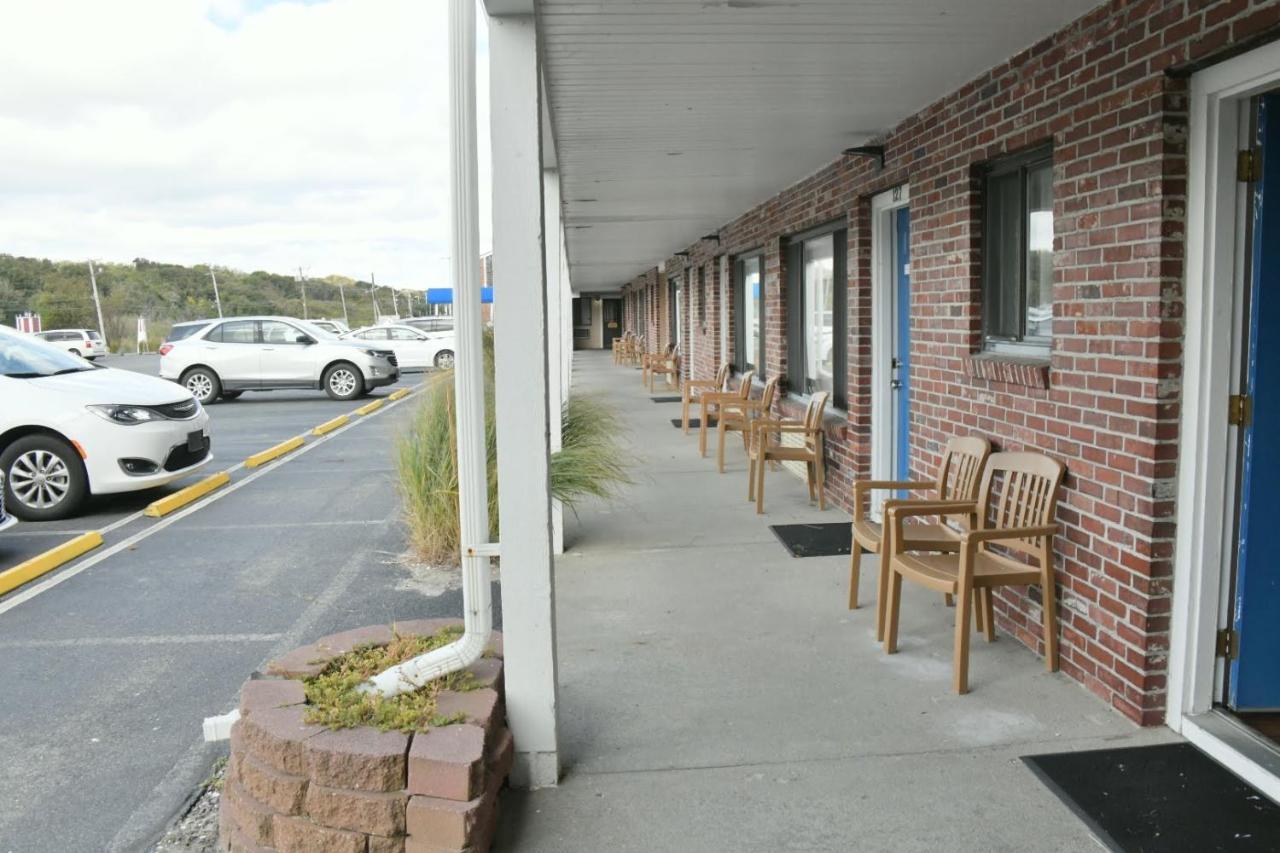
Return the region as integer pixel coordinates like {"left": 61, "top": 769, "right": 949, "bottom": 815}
{"left": 852, "top": 480, "right": 936, "bottom": 520}
{"left": 701, "top": 390, "right": 749, "bottom": 403}
{"left": 961, "top": 525, "right": 1058, "bottom": 547}
{"left": 885, "top": 500, "right": 978, "bottom": 554}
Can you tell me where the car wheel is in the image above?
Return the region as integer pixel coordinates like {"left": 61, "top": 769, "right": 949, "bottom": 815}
{"left": 221, "top": 390, "right": 244, "bottom": 401}
{"left": 323, "top": 362, "right": 364, "bottom": 401}
{"left": 434, "top": 350, "right": 455, "bottom": 370}
{"left": 182, "top": 367, "right": 221, "bottom": 404}
{"left": 0, "top": 435, "right": 89, "bottom": 521}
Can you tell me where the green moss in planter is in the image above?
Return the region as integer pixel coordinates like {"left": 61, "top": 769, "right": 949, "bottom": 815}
{"left": 303, "top": 626, "right": 480, "bottom": 733}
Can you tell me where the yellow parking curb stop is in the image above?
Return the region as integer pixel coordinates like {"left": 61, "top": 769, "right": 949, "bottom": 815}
{"left": 244, "top": 435, "right": 306, "bottom": 469}
{"left": 312, "top": 415, "right": 350, "bottom": 436}
{"left": 355, "top": 399, "right": 384, "bottom": 416}
{"left": 388, "top": 388, "right": 412, "bottom": 401}
{"left": 0, "top": 532, "right": 104, "bottom": 596}
{"left": 143, "top": 472, "right": 231, "bottom": 518}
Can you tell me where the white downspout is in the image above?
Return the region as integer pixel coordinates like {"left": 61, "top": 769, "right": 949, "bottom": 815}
{"left": 363, "top": 0, "right": 491, "bottom": 698}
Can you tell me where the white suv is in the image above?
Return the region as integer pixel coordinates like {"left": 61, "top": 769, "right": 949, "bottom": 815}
{"left": 159, "top": 316, "right": 400, "bottom": 404}
{"left": 34, "top": 329, "right": 108, "bottom": 360}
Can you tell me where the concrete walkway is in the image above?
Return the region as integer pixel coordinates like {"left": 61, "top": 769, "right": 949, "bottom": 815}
{"left": 494, "top": 351, "right": 1171, "bottom": 852}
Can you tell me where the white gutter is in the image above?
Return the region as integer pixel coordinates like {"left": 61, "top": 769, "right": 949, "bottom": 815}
{"left": 363, "top": 0, "right": 492, "bottom": 698}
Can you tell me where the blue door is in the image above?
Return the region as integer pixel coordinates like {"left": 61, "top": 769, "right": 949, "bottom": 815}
{"left": 1231, "top": 93, "right": 1280, "bottom": 711}
{"left": 894, "top": 207, "right": 912, "bottom": 481}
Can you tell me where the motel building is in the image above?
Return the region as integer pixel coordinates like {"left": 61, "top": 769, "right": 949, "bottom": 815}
{"left": 457, "top": 0, "right": 1280, "bottom": 847}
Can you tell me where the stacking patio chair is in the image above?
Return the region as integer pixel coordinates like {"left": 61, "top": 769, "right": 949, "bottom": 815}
{"left": 717, "top": 374, "right": 779, "bottom": 473}
{"left": 882, "top": 451, "right": 1066, "bottom": 694}
{"left": 641, "top": 343, "right": 673, "bottom": 386}
{"left": 612, "top": 332, "right": 632, "bottom": 365}
{"left": 628, "top": 336, "right": 646, "bottom": 368}
{"left": 681, "top": 362, "right": 731, "bottom": 434}
{"left": 847, "top": 436, "right": 990, "bottom": 643}
{"left": 697, "top": 370, "right": 754, "bottom": 457}
{"left": 648, "top": 348, "right": 681, "bottom": 392}
{"left": 745, "top": 391, "right": 829, "bottom": 514}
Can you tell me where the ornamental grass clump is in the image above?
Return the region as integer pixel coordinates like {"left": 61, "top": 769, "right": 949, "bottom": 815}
{"left": 303, "top": 625, "right": 479, "bottom": 733}
{"left": 396, "top": 329, "right": 632, "bottom": 565}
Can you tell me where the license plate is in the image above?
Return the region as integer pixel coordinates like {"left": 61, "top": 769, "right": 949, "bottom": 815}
{"left": 187, "top": 431, "right": 204, "bottom": 452}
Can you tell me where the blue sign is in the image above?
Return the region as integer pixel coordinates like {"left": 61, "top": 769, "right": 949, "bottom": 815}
{"left": 426, "top": 288, "right": 493, "bottom": 305}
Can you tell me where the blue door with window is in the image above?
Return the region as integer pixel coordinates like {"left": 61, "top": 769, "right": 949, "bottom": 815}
{"left": 1231, "top": 93, "right": 1280, "bottom": 710}
{"left": 894, "top": 207, "right": 912, "bottom": 481}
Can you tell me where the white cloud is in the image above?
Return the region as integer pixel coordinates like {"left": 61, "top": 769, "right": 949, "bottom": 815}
{"left": 0, "top": 0, "right": 491, "bottom": 290}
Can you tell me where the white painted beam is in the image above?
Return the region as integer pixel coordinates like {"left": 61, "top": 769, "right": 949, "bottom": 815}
{"left": 490, "top": 12, "right": 561, "bottom": 789}
{"left": 544, "top": 168, "right": 566, "bottom": 555}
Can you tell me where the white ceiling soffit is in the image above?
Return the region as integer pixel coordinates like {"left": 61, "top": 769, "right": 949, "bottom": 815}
{"left": 540, "top": 0, "right": 1102, "bottom": 291}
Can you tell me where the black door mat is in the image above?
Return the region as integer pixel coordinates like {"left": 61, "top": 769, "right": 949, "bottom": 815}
{"left": 650, "top": 396, "right": 682, "bottom": 403}
{"left": 671, "top": 417, "right": 717, "bottom": 428}
{"left": 769, "top": 522, "right": 851, "bottom": 557}
{"left": 1023, "top": 742, "right": 1280, "bottom": 852}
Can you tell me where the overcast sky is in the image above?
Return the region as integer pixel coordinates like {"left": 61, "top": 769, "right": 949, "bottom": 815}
{"left": 0, "top": 0, "right": 491, "bottom": 290}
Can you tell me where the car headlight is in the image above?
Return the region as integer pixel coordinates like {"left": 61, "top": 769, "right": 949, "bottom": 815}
{"left": 361, "top": 349, "right": 381, "bottom": 358}
{"left": 85, "top": 404, "right": 162, "bottom": 425}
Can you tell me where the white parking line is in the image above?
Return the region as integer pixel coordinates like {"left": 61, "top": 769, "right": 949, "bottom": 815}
{"left": 0, "top": 391, "right": 415, "bottom": 616}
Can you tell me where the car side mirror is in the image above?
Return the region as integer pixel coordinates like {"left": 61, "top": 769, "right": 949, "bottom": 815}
{"left": 296, "top": 334, "right": 316, "bottom": 345}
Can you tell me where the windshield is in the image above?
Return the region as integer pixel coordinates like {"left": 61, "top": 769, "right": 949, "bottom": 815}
{"left": 0, "top": 327, "right": 96, "bottom": 377}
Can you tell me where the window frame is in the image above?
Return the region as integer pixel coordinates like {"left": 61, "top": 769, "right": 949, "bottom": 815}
{"left": 785, "top": 220, "right": 848, "bottom": 410}
{"left": 733, "top": 251, "right": 766, "bottom": 374}
{"left": 668, "top": 275, "right": 681, "bottom": 346}
{"left": 981, "top": 145, "right": 1055, "bottom": 356}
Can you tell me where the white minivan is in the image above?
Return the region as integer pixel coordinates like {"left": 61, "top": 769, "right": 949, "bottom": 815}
{"left": 0, "top": 325, "right": 212, "bottom": 520}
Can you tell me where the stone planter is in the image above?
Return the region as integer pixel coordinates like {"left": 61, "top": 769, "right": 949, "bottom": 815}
{"left": 220, "top": 620, "right": 509, "bottom": 853}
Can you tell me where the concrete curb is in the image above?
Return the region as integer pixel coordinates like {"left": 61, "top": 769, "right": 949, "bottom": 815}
{"left": 245, "top": 436, "right": 306, "bottom": 469}
{"left": 355, "top": 400, "right": 385, "bottom": 416}
{"left": 0, "top": 532, "right": 104, "bottom": 596}
{"left": 143, "top": 472, "right": 232, "bottom": 518}
{"left": 311, "top": 415, "right": 350, "bottom": 436}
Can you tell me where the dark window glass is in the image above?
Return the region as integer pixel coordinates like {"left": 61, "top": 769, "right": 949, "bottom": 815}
{"left": 785, "top": 226, "right": 847, "bottom": 408}
{"left": 735, "top": 255, "right": 763, "bottom": 372}
{"left": 212, "top": 321, "right": 256, "bottom": 344}
{"left": 983, "top": 150, "right": 1054, "bottom": 349}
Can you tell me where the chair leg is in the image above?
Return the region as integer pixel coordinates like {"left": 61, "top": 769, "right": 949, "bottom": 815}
{"left": 815, "top": 453, "right": 826, "bottom": 510}
{"left": 699, "top": 402, "right": 709, "bottom": 457}
{"left": 953, "top": 579, "right": 974, "bottom": 695}
{"left": 1041, "top": 563, "right": 1059, "bottom": 672}
{"left": 848, "top": 541, "right": 861, "bottom": 609}
{"left": 682, "top": 390, "right": 691, "bottom": 433}
{"left": 883, "top": 566, "right": 903, "bottom": 654}
{"left": 981, "top": 589, "right": 995, "bottom": 642}
{"left": 806, "top": 462, "right": 817, "bottom": 502}
{"left": 755, "top": 449, "right": 766, "bottom": 514}
{"left": 944, "top": 593, "right": 955, "bottom": 607}
{"left": 876, "top": 545, "right": 892, "bottom": 641}
{"left": 717, "top": 422, "right": 727, "bottom": 473}
{"left": 747, "top": 454, "right": 756, "bottom": 502}
{"left": 974, "top": 591, "right": 984, "bottom": 634}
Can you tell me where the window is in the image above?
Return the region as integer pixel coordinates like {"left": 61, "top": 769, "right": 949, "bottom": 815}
{"left": 787, "top": 225, "right": 847, "bottom": 408}
{"left": 575, "top": 297, "right": 592, "bottom": 326}
{"left": 260, "top": 320, "right": 303, "bottom": 344}
{"left": 389, "top": 327, "right": 423, "bottom": 341}
{"left": 358, "top": 328, "right": 390, "bottom": 340}
{"left": 668, "top": 277, "right": 681, "bottom": 346}
{"left": 209, "top": 320, "right": 256, "bottom": 344}
{"left": 735, "top": 254, "right": 764, "bottom": 372}
{"left": 697, "top": 265, "right": 706, "bottom": 327}
{"left": 983, "top": 148, "right": 1054, "bottom": 351}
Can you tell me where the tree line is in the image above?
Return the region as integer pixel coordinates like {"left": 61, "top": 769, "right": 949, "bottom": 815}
{"left": 0, "top": 254, "right": 421, "bottom": 350}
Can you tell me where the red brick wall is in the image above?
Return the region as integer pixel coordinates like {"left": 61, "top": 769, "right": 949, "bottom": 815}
{"left": 609, "top": 0, "right": 1280, "bottom": 725}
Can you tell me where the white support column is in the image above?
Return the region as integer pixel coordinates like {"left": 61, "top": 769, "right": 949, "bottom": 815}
{"left": 489, "top": 12, "right": 560, "bottom": 789}
{"left": 543, "top": 169, "right": 566, "bottom": 555}
{"left": 560, "top": 228, "right": 572, "bottom": 401}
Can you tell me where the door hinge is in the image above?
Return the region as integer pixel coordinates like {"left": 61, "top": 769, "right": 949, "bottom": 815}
{"left": 1238, "top": 149, "right": 1262, "bottom": 183}
{"left": 1216, "top": 628, "right": 1238, "bottom": 660}
{"left": 1228, "top": 394, "right": 1252, "bottom": 427}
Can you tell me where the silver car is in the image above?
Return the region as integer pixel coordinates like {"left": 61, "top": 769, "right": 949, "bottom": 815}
{"left": 158, "top": 316, "right": 399, "bottom": 404}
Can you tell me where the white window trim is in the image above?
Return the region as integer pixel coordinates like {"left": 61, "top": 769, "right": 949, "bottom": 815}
{"left": 1171, "top": 37, "right": 1280, "bottom": 804}
{"left": 871, "top": 184, "right": 910, "bottom": 486}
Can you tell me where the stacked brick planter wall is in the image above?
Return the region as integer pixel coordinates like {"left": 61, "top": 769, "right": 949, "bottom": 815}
{"left": 618, "top": 1, "right": 1280, "bottom": 726}
{"left": 221, "top": 621, "right": 510, "bottom": 853}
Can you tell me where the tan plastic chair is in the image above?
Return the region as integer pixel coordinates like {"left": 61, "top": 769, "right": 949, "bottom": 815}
{"left": 746, "top": 391, "right": 829, "bottom": 514}
{"left": 882, "top": 451, "right": 1066, "bottom": 694}
{"left": 697, "top": 370, "right": 754, "bottom": 457}
{"left": 649, "top": 349, "right": 681, "bottom": 392}
{"left": 716, "top": 375, "right": 779, "bottom": 473}
{"left": 681, "top": 362, "right": 731, "bottom": 434}
{"left": 848, "top": 436, "right": 991, "bottom": 643}
{"left": 641, "top": 343, "right": 674, "bottom": 386}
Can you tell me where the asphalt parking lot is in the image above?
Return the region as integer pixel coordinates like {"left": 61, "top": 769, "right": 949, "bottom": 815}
{"left": 0, "top": 354, "right": 501, "bottom": 852}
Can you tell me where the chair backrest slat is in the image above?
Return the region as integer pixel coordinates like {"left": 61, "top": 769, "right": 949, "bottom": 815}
{"left": 736, "top": 370, "right": 755, "bottom": 398}
{"left": 759, "top": 375, "right": 780, "bottom": 410}
{"left": 715, "top": 362, "right": 731, "bottom": 390}
{"left": 975, "top": 451, "right": 1066, "bottom": 557}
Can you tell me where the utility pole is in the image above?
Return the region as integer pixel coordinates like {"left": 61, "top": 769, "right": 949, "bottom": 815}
{"left": 209, "top": 267, "right": 223, "bottom": 318}
{"left": 298, "top": 266, "right": 308, "bottom": 319}
{"left": 338, "top": 283, "right": 349, "bottom": 325}
{"left": 370, "top": 273, "right": 380, "bottom": 321}
{"left": 87, "top": 260, "right": 107, "bottom": 350}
